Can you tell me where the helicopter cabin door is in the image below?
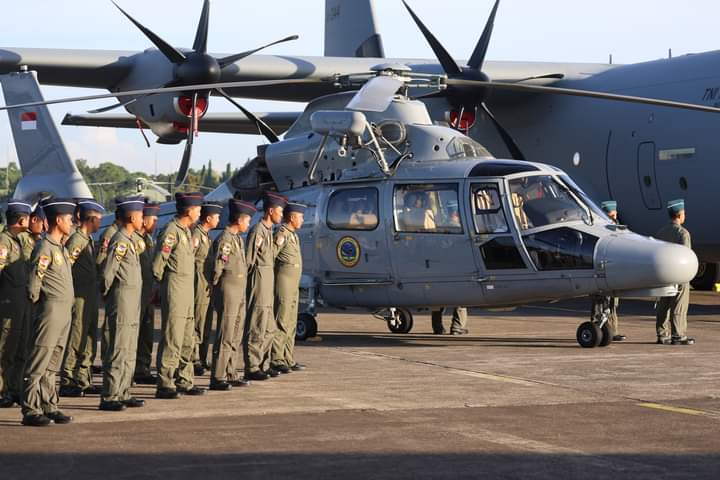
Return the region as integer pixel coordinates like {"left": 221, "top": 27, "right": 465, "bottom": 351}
{"left": 316, "top": 185, "right": 391, "bottom": 306}
{"left": 388, "top": 182, "right": 479, "bottom": 307}
{"left": 465, "top": 181, "right": 534, "bottom": 304}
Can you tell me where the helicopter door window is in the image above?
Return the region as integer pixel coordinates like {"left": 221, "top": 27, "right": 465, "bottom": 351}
{"left": 394, "top": 184, "right": 463, "bottom": 234}
{"left": 327, "top": 187, "right": 379, "bottom": 231}
{"left": 508, "top": 175, "right": 590, "bottom": 231}
{"left": 471, "top": 184, "right": 509, "bottom": 234}
{"left": 522, "top": 227, "right": 598, "bottom": 270}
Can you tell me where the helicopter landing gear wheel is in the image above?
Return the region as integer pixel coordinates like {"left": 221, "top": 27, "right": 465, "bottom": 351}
{"left": 387, "top": 308, "right": 414, "bottom": 334}
{"left": 576, "top": 321, "right": 602, "bottom": 348}
{"left": 598, "top": 322, "right": 614, "bottom": 347}
{"left": 296, "top": 313, "right": 318, "bottom": 341}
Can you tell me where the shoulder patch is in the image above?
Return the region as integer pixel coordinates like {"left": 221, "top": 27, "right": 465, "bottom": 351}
{"left": 136, "top": 239, "right": 146, "bottom": 254}
{"left": 101, "top": 238, "right": 110, "bottom": 254}
{"left": 53, "top": 252, "right": 64, "bottom": 265}
{"left": 276, "top": 235, "right": 286, "bottom": 247}
{"left": 71, "top": 246, "right": 82, "bottom": 261}
{"left": 193, "top": 237, "right": 200, "bottom": 249}
{"left": 116, "top": 242, "right": 129, "bottom": 258}
{"left": 0, "top": 247, "right": 7, "bottom": 260}
{"left": 221, "top": 243, "right": 232, "bottom": 255}
{"left": 164, "top": 233, "right": 177, "bottom": 247}
{"left": 37, "top": 255, "right": 51, "bottom": 277}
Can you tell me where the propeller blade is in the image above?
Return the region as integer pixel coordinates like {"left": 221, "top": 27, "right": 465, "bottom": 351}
{"left": 193, "top": 0, "right": 211, "bottom": 54}
{"left": 442, "top": 78, "right": 720, "bottom": 115}
{"left": 480, "top": 102, "right": 525, "bottom": 160}
{"left": 467, "top": 0, "right": 500, "bottom": 71}
{"left": 112, "top": 1, "right": 186, "bottom": 64}
{"left": 514, "top": 73, "right": 565, "bottom": 82}
{"left": 215, "top": 88, "right": 280, "bottom": 143}
{"left": 175, "top": 93, "right": 198, "bottom": 187}
{"left": 87, "top": 97, "right": 138, "bottom": 114}
{"left": 0, "top": 78, "right": 317, "bottom": 112}
{"left": 401, "top": 1, "right": 462, "bottom": 76}
{"left": 217, "top": 35, "right": 300, "bottom": 68}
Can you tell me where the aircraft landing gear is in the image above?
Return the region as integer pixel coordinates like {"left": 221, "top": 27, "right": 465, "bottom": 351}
{"left": 296, "top": 313, "right": 318, "bottom": 341}
{"left": 576, "top": 297, "right": 614, "bottom": 348}
{"left": 382, "top": 308, "right": 414, "bottom": 334}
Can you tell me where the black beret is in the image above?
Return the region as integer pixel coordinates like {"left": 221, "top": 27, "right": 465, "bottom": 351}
{"left": 175, "top": 192, "right": 204, "bottom": 210}
{"left": 262, "top": 191, "right": 288, "bottom": 209}
{"left": 201, "top": 202, "right": 224, "bottom": 217}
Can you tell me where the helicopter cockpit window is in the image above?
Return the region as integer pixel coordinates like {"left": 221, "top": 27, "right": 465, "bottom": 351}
{"left": 508, "top": 175, "right": 590, "bottom": 231}
{"left": 394, "top": 184, "right": 463, "bottom": 234}
{"left": 523, "top": 227, "right": 598, "bottom": 271}
{"left": 471, "top": 184, "right": 509, "bottom": 234}
{"left": 446, "top": 137, "right": 492, "bottom": 160}
{"left": 327, "top": 188, "right": 379, "bottom": 231}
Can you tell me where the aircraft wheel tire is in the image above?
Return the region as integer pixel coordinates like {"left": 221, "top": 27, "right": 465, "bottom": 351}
{"left": 691, "top": 262, "right": 718, "bottom": 291}
{"left": 387, "top": 309, "right": 414, "bottom": 334}
{"left": 296, "top": 314, "right": 318, "bottom": 341}
{"left": 598, "top": 323, "right": 614, "bottom": 347}
{"left": 576, "top": 321, "right": 602, "bottom": 348}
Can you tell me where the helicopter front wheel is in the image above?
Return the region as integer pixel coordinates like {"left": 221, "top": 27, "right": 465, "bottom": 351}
{"left": 576, "top": 321, "right": 602, "bottom": 348}
{"left": 387, "top": 308, "right": 414, "bottom": 334}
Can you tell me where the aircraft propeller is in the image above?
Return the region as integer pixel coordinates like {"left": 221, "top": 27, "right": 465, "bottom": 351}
{"left": 111, "top": 0, "right": 295, "bottom": 186}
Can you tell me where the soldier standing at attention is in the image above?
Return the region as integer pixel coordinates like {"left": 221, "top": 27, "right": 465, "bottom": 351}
{"left": 153, "top": 192, "right": 205, "bottom": 399}
{"left": 0, "top": 201, "right": 32, "bottom": 409}
{"left": 590, "top": 201, "right": 625, "bottom": 341}
{"left": 19, "top": 206, "right": 46, "bottom": 260}
{"left": 134, "top": 201, "right": 160, "bottom": 385}
{"left": 99, "top": 196, "right": 145, "bottom": 411}
{"left": 245, "top": 192, "right": 287, "bottom": 381}
{"left": 656, "top": 199, "right": 695, "bottom": 346}
{"left": 59, "top": 200, "right": 105, "bottom": 398}
{"left": 192, "top": 202, "right": 223, "bottom": 376}
{"left": 209, "top": 199, "right": 256, "bottom": 390}
{"left": 270, "top": 202, "right": 307, "bottom": 374}
{"left": 21, "top": 198, "right": 76, "bottom": 427}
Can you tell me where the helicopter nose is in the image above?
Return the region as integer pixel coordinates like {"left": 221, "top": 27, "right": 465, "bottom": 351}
{"left": 600, "top": 234, "right": 698, "bottom": 291}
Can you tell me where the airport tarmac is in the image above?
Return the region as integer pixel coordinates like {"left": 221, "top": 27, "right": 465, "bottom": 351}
{"left": 1, "top": 292, "right": 720, "bottom": 479}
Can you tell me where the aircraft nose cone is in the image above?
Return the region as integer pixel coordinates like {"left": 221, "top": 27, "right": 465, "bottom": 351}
{"left": 601, "top": 234, "right": 698, "bottom": 291}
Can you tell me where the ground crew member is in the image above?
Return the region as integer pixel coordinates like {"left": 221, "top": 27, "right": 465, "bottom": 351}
{"left": 591, "top": 201, "right": 624, "bottom": 341}
{"left": 134, "top": 201, "right": 160, "bottom": 385}
{"left": 656, "top": 199, "right": 695, "bottom": 346}
{"left": 58, "top": 199, "right": 105, "bottom": 398}
{"left": 209, "top": 199, "right": 255, "bottom": 390}
{"left": 245, "top": 192, "right": 287, "bottom": 381}
{"left": 0, "top": 200, "right": 32, "bottom": 409}
{"left": 431, "top": 308, "right": 469, "bottom": 335}
{"left": 192, "top": 201, "right": 223, "bottom": 376}
{"left": 270, "top": 202, "right": 306, "bottom": 373}
{"left": 21, "top": 198, "right": 76, "bottom": 427}
{"left": 153, "top": 192, "right": 205, "bottom": 399}
{"left": 99, "top": 196, "right": 145, "bottom": 411}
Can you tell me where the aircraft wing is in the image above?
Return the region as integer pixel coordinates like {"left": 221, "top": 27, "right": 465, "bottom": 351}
{"left": 61, "top": 111, "right": 300, "bottom": 135}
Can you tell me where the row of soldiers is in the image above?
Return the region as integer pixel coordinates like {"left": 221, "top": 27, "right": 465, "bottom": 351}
{"left": 0, "top": 191, "right": 307, "bottom": 426}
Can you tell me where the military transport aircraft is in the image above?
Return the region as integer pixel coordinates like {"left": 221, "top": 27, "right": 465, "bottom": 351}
{"left": 1, "top": 0, "right": 719, "bottom": 284}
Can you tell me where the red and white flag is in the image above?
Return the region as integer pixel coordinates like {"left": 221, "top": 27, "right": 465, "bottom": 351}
{"left": 20, "top": 111, "right": 37, "bottom": 130}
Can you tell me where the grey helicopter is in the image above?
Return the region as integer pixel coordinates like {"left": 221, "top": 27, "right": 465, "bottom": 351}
{"left": 201, "top": 65, "right": 698, "bottom": 348}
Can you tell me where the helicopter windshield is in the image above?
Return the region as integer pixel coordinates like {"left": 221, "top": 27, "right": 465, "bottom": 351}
{"left": 446, "top": 136, "right": 492, "bottom": 160}
{"left": 508, "top": 175, "right": 591, "bottom": 231}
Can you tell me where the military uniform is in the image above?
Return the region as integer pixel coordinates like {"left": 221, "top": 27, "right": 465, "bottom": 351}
{"left": 134, "top": 230, "right": 156, "bottom": 380}
{"left": 101, "top": 214, "right": 143, "bottom": 409}
{"left": 211, "top": 226, "right": 248, "bottom": 385}
{"left": 656, "top": 202, "right": 693, "bottom": 343}
{"left": 22, "top": 199, "right": 76, "bottom": 426}
{"left": 270, "top": 223, "right": 303, "bottom": 370}
{"left": 153, "top": 192, "right": 204, "bottom": 397}
{"left": 60, "top": 227, "right": 100, "bottom": 392}
{"left": 0, "top": 201, "right": 32, "bottom": 406}
{"left": 192, "top": 223, "right": 214, "bottom": 370}
{"left": 96, "top": 221, "right": 120, "bottom": 364}
{"left": 431, "top": 307, "right": 468, "bottom": 335}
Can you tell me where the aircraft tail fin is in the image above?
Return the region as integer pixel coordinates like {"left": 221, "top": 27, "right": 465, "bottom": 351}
{"left": 324, "top": 0, "right": 385, "bottom": 58}
{"left": 0, "top": 70, "right": 92, "bottom": 201}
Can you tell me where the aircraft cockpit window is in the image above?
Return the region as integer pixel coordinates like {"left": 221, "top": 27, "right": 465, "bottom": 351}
{"left": 471, "top": 184, "right": 509, "bottom": 234}
{"left": 327, "top": 188, "right": 379, "bottom": 231}
{"left": 522, "top": 227, "right": 598, "bottom": 271}
{"left": 394, "top": 184, "right": 463, "bottom": 234}
{"left": 508, "top": 175, "right": 590, "bottom": 231}
{"left": 446, "top": 137, "right": 492, "bottom": 159}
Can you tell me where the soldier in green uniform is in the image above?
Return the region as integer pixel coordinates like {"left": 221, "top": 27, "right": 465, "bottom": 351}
{"left": 209, "top": 199, "right": 256, "bottom": 390}
{"left": 656, "top": 199, "right": 695, "bottom": 346}
{"left": 192, "top": 202, "right": 223, "bottom": 376}
{"left": 134, "top": 201, "right": 160, "bottom": 385}
{"left": 153, "top": 192, "right": 205, "bottom": 399}
{"left": 0, "top": 201, "right": 32, "bottom": 408}
{"left": 21, "top": 198, "right": 76, "bottom": 427}
{"left": 19, "top": 206, "right": 46, "bottom": 260}
{"left": 99, "top": 196, "right": 146, "bottom": 411}
{"left": 590, "top": 201, "right": 625, "bottom": 342}
{"left": 58, "top": 200, "right": 105, "bottom": 398}
{"left": 245, "top": 192, "right": 287, "bottom": 381}
{"left": 270, "top": 202, "right": 306, "bottom": 374}
{"left": 431, "top": 307, "right": 469, "bottom": 335}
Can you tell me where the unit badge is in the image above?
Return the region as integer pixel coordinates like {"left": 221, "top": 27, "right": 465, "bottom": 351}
{"left": 336, "top": 236, "right": 361, "bottom": 268}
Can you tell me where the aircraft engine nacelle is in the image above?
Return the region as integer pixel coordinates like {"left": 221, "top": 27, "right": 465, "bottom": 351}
{"left": 125, "top": 92, "right": 210, "bottom": 144}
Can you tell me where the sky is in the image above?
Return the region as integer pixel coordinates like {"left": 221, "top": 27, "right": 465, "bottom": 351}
{"left": 0, "top": 0, "right": 717, "bottom": 174}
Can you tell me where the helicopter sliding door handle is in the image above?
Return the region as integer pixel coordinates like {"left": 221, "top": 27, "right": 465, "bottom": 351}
{"left": 475, "top": 277, "right": 489, "bottom": 283}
